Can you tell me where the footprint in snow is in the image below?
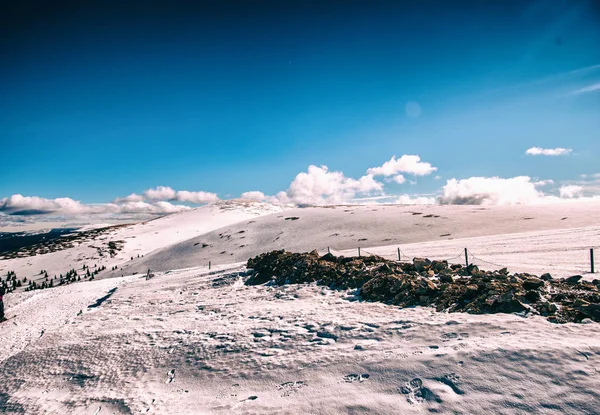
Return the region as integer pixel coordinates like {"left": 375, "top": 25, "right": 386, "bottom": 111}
{"left": 277, "top": 381, "right": 307, "bottom": 397}
{"left": 399, "top": 378, "right": 441, "bottom": 405}
{"left": 437, "top": 373, "right": 464, "bottom": 395}
{"left": 440, "top": 332, "right": 469, "bottom": 341}
{"left": 343, "top": 373, "right": 370, "bottom": 383}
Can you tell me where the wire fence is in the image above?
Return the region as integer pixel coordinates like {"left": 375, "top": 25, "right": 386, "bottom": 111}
{"left": 320, "top": 245, "right": 598, "bottom": 278}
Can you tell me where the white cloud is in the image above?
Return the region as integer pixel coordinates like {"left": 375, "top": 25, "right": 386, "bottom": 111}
{"left": 559, "top": 185, "right": 583, "bottom": 198}
{"left": 141, "top": 186, "right": 218, "bottom": 204}
{"left": 438, "top": 176, "right": 545, "bottom": 205}
{"left": 0, "top": 194, "right": 191, "bottom": 219}
{"left": 437, "top": 176, "right": 600, "bottom": 205}
{"left": 533, "top": 179, "right": 554, "bottom": 187}
{"left": 281, "top": 165, "right": 383, "bottom": 205}
{"left": 392, "top": 175, "right": 406, "bottom": 184}
{"left": 571, "top": 82, "right": 600, "bottom": 95}
{"left": 396, "top": 194, "right": 436, "bottom": 205}
{"left": 0, "top": 195, "right": 91, "bottom": 215}
{"left": 113, "top": 193, "right": 144, "bottom": 203}
{"left": 367, "top": 155, "right": 437, "bottom": 177}
{"left": 525, "top": 147, "right": 572, "bottom": 156}
{"left": 143, "top": 186, "right": 177, "bottom": 201}
{"left": 175, "top": 190, "right": 219, "bottom": 204}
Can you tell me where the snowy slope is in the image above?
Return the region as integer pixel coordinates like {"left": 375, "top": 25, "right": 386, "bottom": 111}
{"left": 118, "top": 202, "right": 600, "bottom": 279}
{"left": 1, "top": 201, "right": 600, "bottom": 414}
{"left": 0, "top": 200, "right": 287, "bottom": 282}
{"left": 1, "top": 265, "right": 599, "bottom": 414}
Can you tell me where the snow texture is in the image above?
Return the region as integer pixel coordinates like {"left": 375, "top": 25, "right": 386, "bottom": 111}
{"left": 1, "top": 200, "right": 600, "bottom": 414}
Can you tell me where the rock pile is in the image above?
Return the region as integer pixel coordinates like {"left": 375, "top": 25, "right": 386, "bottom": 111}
{"left": 246, "top": 250, "right": 600, "bottom": 324}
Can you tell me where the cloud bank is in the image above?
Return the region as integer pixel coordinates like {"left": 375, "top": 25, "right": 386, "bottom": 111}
{"left": 438, "top": 176, "right": 544, "bottom": 205}
{"left": 438, "top": 176, "right": 599, "bottom": 205}
{"left": 0, "top": 194, "right": 191, "bottom": 218}
{"left": 243, "top": 155, "right": 438, "bottom": 206}
{"left": 1, "top": 185, "right": 218, "bottom": 223}
{"left": 4, "top": 152, "right": 600, "bottom": 229}
{"left": 143, "top": 186, "right": 219, "bottom": 204}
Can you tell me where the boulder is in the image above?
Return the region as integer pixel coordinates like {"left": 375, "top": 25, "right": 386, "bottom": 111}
{"left": 439, "top": 273, "right": 454, "bottom": 284}
{"left": 525, "top": 290, "right": 541, "bottom": 302}
{"left": 361, "top": 275, "right": 405, "bottom": 302}
{"left": 431, "top": 260, "right": 448, "bottom": 272}
{"left": 523, "top": 277, "right": 545, "bottom": 290}
{"left": 319, "top": 253, "right": 337, "bottom": 262}
{"left": 565, "top": 275, "right": 583, "bottom": 284}
{"left": 413, "top": 257, "right": 431, "bottom": 272}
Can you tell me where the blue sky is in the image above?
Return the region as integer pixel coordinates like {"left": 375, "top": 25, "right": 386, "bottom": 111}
{"left": 1, "top": 0, "right": 599, "bottom": 221}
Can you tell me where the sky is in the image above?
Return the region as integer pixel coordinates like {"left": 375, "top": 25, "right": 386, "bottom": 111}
{"left": 1, "top": 0, "right": 600, "bottom": 226}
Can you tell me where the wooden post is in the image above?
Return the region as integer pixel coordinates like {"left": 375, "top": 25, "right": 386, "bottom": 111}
{"left": 209, "top": 261, "right": 211, "bottom": 270}
{"left": 591, "top": 248, "right": 595, "bottom": 273}
{"left": 358, "top": 247, "right": 361, "bottom": 257}
{"left": 464, "top": 248, "right": 469, "bottom": 268}
{"left": 397, "top": 247, "right": 401, "bottom": 261}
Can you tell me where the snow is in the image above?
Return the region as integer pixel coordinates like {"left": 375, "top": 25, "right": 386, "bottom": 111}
{"left": 1, "top": 200, "right": 600, "bottom": 414}
{"left": 0, "top": 200, "right": 286, "bottom": 281}
{"left": 2, "top": 265, "right": 599, "bottom": 414}
{"left": 117, "top": 202, "right": 600, "bottom": 279}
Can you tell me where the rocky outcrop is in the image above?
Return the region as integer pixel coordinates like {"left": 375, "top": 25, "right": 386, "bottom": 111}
{"left": 246, "top": 250, "right": 600, "bottom": 324}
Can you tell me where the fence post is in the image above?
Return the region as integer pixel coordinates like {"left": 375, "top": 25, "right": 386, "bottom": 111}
{"left": 592, "top": 249, "right": 595, "bottom": 273}
{"left": 209, "top": 261, "right": 211, "bottom": 270}
{"left": 358, "top": 247, "right": 361, "bottom": 257}
{"left": 464, "top": 248, "right": 469, "bottom": 268}
{"left": 397, "top": 247, "right": 401, "bottom": 261}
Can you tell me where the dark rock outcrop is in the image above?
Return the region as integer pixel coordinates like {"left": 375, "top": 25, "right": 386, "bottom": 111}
{"left": 245, "top": 250, "right": 600, "bottom": 324}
